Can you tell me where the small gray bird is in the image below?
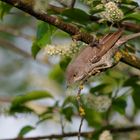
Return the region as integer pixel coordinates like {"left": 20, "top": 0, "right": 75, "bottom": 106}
{"left": 66, "top": 29, "right": 124, "bottom": 86}
{"left": 66, "top": 29, "right": 140, "bottom": 86}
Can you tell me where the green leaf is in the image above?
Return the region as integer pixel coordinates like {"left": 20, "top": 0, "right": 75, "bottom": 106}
{"left": 90, "top": 84, "right": 108, "bottom": 94}
{"left": 61, "top": 8, "right": 90, "bottom": 25}
{"left": 62, "top": 96, "right": 78, "bottom": 108}
{"left": 13, "top": 90, "right": 53, "bottom": 104}
{"left": 0, "top": 2, "right": 12, "bottom": 19}
{"left": 123, "top": 76, "right": 139, "bottom": 87}
{"left": 80, "top": 94, "right": 103, "bottom": 127}
{"left": 119, "top": 0, "right": 138, "bottom": 15}
{"left": 37, "top": 113, "right": 53, "bottom": 124}
{"left": 96, "top": 70, "right": 126, "bottom": 94}
{"left": 88, "top": 0, "right": 101, "bottom": 7}
{"left": 31, "top": 42, "right": 41, "bottom": 58}
{"left": 124, "top": 12, "right": 140, "bottom": 21}
{"left": 37, "top": 21, "right": 56, "bottom": 43}
{"left": 62, "top": 106, "right": 74, "bottom": 121}
{"left": 112, "top": 98, "right": 127, "bottom": 114}
{"left": 132, "top": 86, "right": 140, "bottom": 108}
{"left": 84, "top": 107, "right": 102, "bottom": 127}
{"left": 37, "top": 105, "right": 56, "bottom": 124}
{"left": 48, "top": 64, "right": 65, "bottom": 84}
{"left": 90, "top": 8, "right": 104, "bottom": 15}
{"left": 32, "top": 22, "right": 56, "bottom": 58}
{"left": 121, "top": 0, "right": 138, "bottom": 6}
{"left": 18, "top": 125, "right": 35, "bottom": 137}
{"left": 10, "top": 90, "right": 53, "bottom": 113}
{"left": 107, "top": 70, "right": 125, "bottom": 80}
{"left": 59, "top": 57, "right": 71, "bottom": 71}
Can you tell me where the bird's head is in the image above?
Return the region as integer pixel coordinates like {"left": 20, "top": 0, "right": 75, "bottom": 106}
{"left": 66, "top": 62, "right": 85, "bottom": 86}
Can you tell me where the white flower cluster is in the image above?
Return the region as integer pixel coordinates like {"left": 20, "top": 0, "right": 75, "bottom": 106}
{"left": 103, "top": 2, "right": 124, "bottom": 22}
{"left": 99, "top": 130, "right": 113, "bottom": 140}
{"left": 84, "top": 94, "right": 112, "bottom": 112}
{"left": 43, "top": 42, "right": 80, "bottom": 57}
{"left": 81, "top": 0, "right": 123, "bottom": 22}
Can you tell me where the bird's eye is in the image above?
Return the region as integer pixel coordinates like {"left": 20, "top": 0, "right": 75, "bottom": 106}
{"left": 73, "top": 74, "right": 76, "bottom": 77}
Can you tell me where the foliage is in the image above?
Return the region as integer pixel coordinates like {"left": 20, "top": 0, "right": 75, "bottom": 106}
{"left": 32, "top": 21, "right": 56, "bottom": 58}
{"left": 0, "top": 1, "right": 12, "bottom": 19}
{"left": 18, "top": 125, "right": 35, "bottom": 137}
{"left": 0, "top": 0, "right": 140, "bottom": 140}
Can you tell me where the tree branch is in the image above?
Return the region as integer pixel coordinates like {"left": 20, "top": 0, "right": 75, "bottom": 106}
{"left": 1, "top": 0, "right": 140, "bottom": 70}
{"left": 71, "top": 0, "right": 76, "bottom": 8}
{"left": 46, "top": 3, "right": 140, "bottom": 32}
{"left": 2, "top": 125, "right": 140, "bottom": 140}
{"left": 121, "top": 51, "right": 140, "bottom": 69}
{"left": 89, "top": 15, "right": 140, "bottom": 32}
{"left": 0, "top": 0, "right": 94, "bottom": 44}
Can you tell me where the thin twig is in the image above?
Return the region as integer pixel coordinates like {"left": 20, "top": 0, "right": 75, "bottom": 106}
{"left": 0, "top": 97, "right": 12, "bottom": 103}
{"left": 76, "top": 86, "right": 83, "bottom": 106}
{"left": 78, "top": 117, "right": 84, "bottom": 140}
{"left": 60, "top": 116, "right": 65, "bottom": 134}
{"left": 105, "top": 86, "right": 120, "bottom": 125}
{"left": 71, "top": 0, "right": 76, "bottom": 8}
{"left": 76, "top": 85, "right": 85, "bottom": 140}
{"left": 89, "top": 15, "right": 140, "bottom": 32}
{"left": 2, "top": 125, "right": 140, "bottom": 140}
{"left": 56, "top": 0, "right": 68, "bottom": 7}
{"left": 121, "top": 51, "right": 140, "bottom": 69}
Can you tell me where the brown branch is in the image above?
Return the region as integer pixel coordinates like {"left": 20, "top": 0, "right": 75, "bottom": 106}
{"left": 89, "top": 16, "right": 140, "bottom": 32}
{"left": 0, "top": 96, "right": 12, "bottom": 103}
{"left": 121, "top": 21, "right": 140, "bottom": 32}
{"left": 2, "top": 125, "right": 140, "bottom": 140}
{"left": 121, "top": 51, "right": 140, "bottom": 69}
{"left": 78, "top": 117, "right": 84, "bottom": 140}
{"left": 1, "top": 0, "right": 140, "bottom": 70}
{"left": 47, "top": 3, "right": 140, "bottom": 32}
{"left": 71, "top": 0, "right": 76, "bottom": 8}
{"left": 60, "top": 116, "right": 65, "bottom": 134}
{"left": 47, "top": 4, "right": 140, "bottom": 32}
{"left": 56, "top": 0, "right": 69, "bottom": 7}
{"left": 0, "top": 0, "right": 94, "bottom": 44}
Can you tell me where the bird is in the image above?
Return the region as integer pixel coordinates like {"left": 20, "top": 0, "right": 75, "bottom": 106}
{"left": 66, "top": 28, "right": 124, "bottom": 86}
